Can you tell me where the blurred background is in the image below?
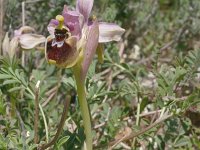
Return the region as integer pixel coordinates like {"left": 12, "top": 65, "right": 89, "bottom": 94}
{"left": 1, "top": 0, "right": 200, "bottom": 149}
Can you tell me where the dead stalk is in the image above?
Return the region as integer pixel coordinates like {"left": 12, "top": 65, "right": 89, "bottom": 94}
{"left": 21, "top": 2, "right": 25, "bottom": 67}
{"left": 109, "top": 114, "right": 173, "bottom": 149}
{"left": 39, "top": 96, "right": 71, "bottom": 150}
{"left": 34, "top": 81, "right": 40, "bottom": 144}
{"left": 0, "top": 0, "right": 4, "bottom": 54}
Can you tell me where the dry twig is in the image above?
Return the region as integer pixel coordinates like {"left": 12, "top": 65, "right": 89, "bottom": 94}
{"left": 0, "top": 0, "right": 4, "bottom": 54}
{"left": 34, "top": 81, "right": 40, "bottom": 144}
{"left": 108, "top": 114, "right": 173, "bottom": 150}
{"left": 39, "top": 96, "right": 71, "bottom": 150}
{"left": 21, "top": 2, "right": 25, "bottom": 67}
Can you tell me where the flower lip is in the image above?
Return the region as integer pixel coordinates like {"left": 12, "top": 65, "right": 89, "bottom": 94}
{"left": 45, "top": 35, "right": 79, "bottom": 68}
{"left": 47, "top": 39, "right": 72, "bottom": 64}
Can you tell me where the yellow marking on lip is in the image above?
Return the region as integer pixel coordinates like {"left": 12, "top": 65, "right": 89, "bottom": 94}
{"left": 48, "top": 59, "right": 56, "bottom": 64}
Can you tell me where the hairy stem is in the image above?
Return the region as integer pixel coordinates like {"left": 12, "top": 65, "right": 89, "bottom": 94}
{"left": 73, "top": 65, "right": 92, "bottom": 150}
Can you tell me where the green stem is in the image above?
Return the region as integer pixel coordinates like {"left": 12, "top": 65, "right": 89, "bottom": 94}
{"left": 73, "top": 66, "right": 92, "bottom": 150}
{"left": 39, "top": 104, "right": 49, "bottom": 143}
{"left": 132, "top": 102, "right": 141, "bottom": 147}
{"left": 136, "top": 103, "right": 141, "bottom": 126}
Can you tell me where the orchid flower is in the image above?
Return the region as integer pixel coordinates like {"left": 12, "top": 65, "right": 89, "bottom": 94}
{"left": 45, "top": 1, "right": 125, "bottom": 150}
{"left": 2, "top": 26, "right": 45, "bottom": 58}
{"left": 15, "top": 26, "right": 46, "bottom": 50}
{"left": 45, "top": 3, "right": 125, "bottom": 80}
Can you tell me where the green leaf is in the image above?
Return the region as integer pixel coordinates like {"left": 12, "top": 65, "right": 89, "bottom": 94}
{"left": 96, "top": 82, "right": 106, "bottom": 94}
{"left": 8, "top": 67, "right": 15, "bottom": 76}
{"left": 56, "top": 136, "right": 70, "bottom": 149}
{"left": 0, "top": 95, "right": 5, "bottom": 115}
{"left": 87, "top": 60, "right": 97, "bottom": 79}
{"left": 8, "top": 86, "right": 24, "bottom": 92}
{"left": 28, "top": 144, "right": 37, "bottom": 150}
{"left": 95, "top": 91, "right": 116, "bottom": 97}
{"left": 62, "top": 77, "right": 75, "bottom": 88}
{"left": 104, "top": 50, "right": 113, "bottom": 62}
{"left": 20, "top": 72, "right": 27, "bottom": 86}
{"left": 0, "top": 68, "right": 9, "bottom": 74}
{"left": 140, "top": 97, "right": 149, "bottom": 113}
{"left": 15, "top": 69, "right": 21, "bottom": 80}
{"left": 174, "top": 136, "right": 191, "bottom": 147}
{"left": 0, "top": 135, "right": 7, "bottom": 149}
{"left": 0, "top": 74, "right": 12, "bottom": 79}
{"left": 3, "top": 79, "right": 19, "bottom": 85}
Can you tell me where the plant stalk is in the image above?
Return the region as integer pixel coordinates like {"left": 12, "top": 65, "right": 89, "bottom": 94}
{"left": 21, "top": 1, "right": 25, "bottom": 67}
{"left": 34, "top": 84, "right": 39, "bottom": 144}
{"left": 0, "top": 0, "right": 4, "bottom": 55}
{"left": 73, "top": 66, "right": 92, "bottom": 150}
